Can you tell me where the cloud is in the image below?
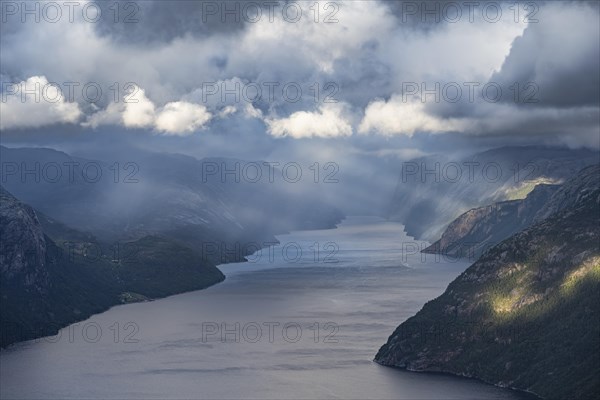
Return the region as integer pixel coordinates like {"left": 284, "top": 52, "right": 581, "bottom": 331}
{"left": 93, "top": 0, "right": 246, "bottom": 45}
{"left": 358, "top": 92, "right": 600, "bottom": 149}
{"left": 122, "top": 86, "right": 156, "bottom": 128}
{"left": 83, "top": 102, "right": 123, "bottom": 128}
{"left": 359, "top": 96, "right": 468, "bottom": 136}
{"left": 266, "top": 103, "right": 353, "bottom": 138}
{"left": 0, "top": 76, "right": 81, "bottom": 130}
{"left": 0, "top": 1, "right": 598, "bottom": 149}
{"left": 84, "top": 85, "right": 212, "bottom": 135}
{"left": 217, "top": 105, "right": 237, "bottom": 118}
{"left": 155, "top": 101, "right": 212, "bottom": 135}
{"left": 244, "top": 104, "right": 263, "bottom": 119}
{"left": 490, "top": 1, "right": 599, "bottom": 108}
{"left": 461, "top": 102, "right": 600, "bottom": 147}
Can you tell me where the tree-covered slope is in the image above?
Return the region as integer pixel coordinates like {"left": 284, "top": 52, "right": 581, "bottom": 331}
{"left": 0, "top": 186, "right": 224, "bottom": 347}
{"left": 376, "top": 165, "right": 600, "bottom": 399}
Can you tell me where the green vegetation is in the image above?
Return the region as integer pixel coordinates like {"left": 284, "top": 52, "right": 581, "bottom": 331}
{"left": 376, "top": 165, "right": 600, "bottom": 400}
{"left": 1, "top": 231, "right": 224, "bottom": 347}
{"left": 115, "top": 235, "right": 225, "bottom": 298}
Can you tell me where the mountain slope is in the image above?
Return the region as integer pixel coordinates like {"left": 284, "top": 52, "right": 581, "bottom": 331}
{"left": 0, "top": 186, "right": 116, "bottom": 346}
{"left": 422, "top": 184, "right": 560, "bottom": 260}
{"left": 376, "top": 164, "right": 600, "bottom": 400}
{"left": 388, "top": 146, "right": 597, "bottom": 241}
{"left": 0, "top": 186, "right": 225, "bottom": 347}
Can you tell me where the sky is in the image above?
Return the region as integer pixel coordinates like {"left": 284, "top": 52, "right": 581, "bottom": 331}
{"left": 0, "top": 0, "right": 599, "bottom": 161}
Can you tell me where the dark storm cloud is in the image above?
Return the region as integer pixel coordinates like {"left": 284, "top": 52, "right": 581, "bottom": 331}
{"left": 383, "top": 0, "right": 455, "bottom": 32}
{"left": 329, "top": 43, "right": 394, "bottom": 110}
{"left": 406, "top": 1, "right": 600, "bottom": 147}
{"left": 489, "top": 4, "right": 600, "bottom": 108}
{"left": 383, "top": 0, "right": 534, "bottom": 31}
{"left": 92, "top": 0, "right": 247, "bottom": 45}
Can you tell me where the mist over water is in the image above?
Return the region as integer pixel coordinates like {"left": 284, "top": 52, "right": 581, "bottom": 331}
{"left": 0, "top": 217, "right": 529, "bottom": 399}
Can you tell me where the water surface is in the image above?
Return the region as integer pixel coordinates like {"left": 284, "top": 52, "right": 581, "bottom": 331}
{"left": 0, "top": 217, "right": 530, "bottom": 399}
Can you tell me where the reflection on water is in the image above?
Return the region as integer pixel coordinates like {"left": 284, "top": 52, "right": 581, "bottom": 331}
{"left": 0, "top": 217, "right": 529, "bottom": 399}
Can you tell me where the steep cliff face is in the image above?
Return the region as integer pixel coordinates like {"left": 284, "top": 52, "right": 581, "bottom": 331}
{"left": 376, "top": 165, "right": 600, "bottom": 400}
{"left": 422, "top": 184, "right": 560, "bottom": 260}
{"left": 0, "top": 186, "right": 49, "bottom": 292}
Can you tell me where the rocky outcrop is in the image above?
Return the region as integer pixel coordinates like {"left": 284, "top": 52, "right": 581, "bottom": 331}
{"left": 0, "top": 186, "right": 49, "bottom": 292}
{"left": 422, "top": 184, "right": 560, "bottom": 260}
{"left": 376, "top": 165, "right": 600, "bottom": 400}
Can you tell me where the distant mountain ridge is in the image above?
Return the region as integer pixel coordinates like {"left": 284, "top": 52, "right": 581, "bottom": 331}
{"left": 388, "top": 146, "right": 597, "bottom": 241}
{"left": 0, "top": 145, "right": 344, "bottom": 263}
{"left": 376, "top": 164, "right": 600, "bottom": 400}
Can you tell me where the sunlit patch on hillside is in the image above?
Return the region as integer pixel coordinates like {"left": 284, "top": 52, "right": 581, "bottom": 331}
{"left": 491, "top": 294, "right": 516, "bottom": 315}
{"left": 491, "top": 256, "right": 600, "bottom": 316}
{"left": 495, "top": 178, "right": 564, "bottom": 201}
{"left": 560, "top": 256, "right": 600, "bottom": 296}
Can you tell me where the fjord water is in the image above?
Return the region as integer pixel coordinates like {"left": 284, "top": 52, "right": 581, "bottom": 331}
{"left": 0, "top": 217, "right": 528, "bottom": 399}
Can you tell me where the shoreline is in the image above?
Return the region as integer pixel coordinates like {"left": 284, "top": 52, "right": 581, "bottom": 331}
{"left": 374, "top": 361, "right": 542, "bottom": 399}
{"left": 1, "top": 219, "right": 347, "bottom": 351}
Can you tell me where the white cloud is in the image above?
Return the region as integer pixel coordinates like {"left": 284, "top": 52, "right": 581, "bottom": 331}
{"left": 233, "top": 1, "right": 395, "bottom": 75}
{"left": 82, "top": 102, "right": 122, "bottom": 128}
{"left": 0, "top": 76, "right": 81, "bottom": 130}
{"left": 155, "top": 101, "right": 212, "bottom": 135}
{"left": 83, "top": 86, "right": 212, "bottom": 135}
{"left": 266, "top": 103, "right": 353, "bottom": 138}
{"left": 217, "top": 105, "right": 237, "bottom": 119}
{"left": 244, "top": 104, "right": 263, "bottom": 119}
{"left": 359, "top": 96, "right": 468, "bottom": 136}
{"left": 122, "top": 86, "right": 155, "bottom": 128}
{"left": 358, "top": 94, "right": 600, "bottom": 149}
